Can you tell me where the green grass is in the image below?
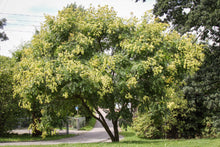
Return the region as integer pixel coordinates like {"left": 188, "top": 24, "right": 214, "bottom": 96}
{"left": 79, "top": 117, "right": 96, "bottom": 131}
{"left": 4, "top": 137, "right": 219, "bottom": 147}
{"left": 0, "top": 133, "right": 75, "bottom": 142}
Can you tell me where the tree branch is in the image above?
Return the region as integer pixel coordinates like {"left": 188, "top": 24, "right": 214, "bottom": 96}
{"left": 77, "top": 95, "right": 115, "bottom": 140}
{"left": 97, "top": 37, "right": 103, "bottom": 51}
{"left": 77, "top": 95, "right": 99, "bottom": 120}
{"left": 94, "top": 107, "right": 115, "bottom": 140}
{"left": 116, "top": 101, "right": 128, "bottom": 120}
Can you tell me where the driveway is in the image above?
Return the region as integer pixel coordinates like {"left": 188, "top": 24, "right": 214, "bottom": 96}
{"left": 0, "top": 109, "right": 121, "bottom": 146}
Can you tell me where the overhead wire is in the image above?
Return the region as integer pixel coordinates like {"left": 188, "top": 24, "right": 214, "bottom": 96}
{"left": 7, "top": 23, "right": 41, "bottom": 27}
{"left": 5, "top": 29, "right": 35, "bottom": 33}
{"left": 7, "top": 19, "right": 42, "bottom": 23}
{"left": 0, "top": 2, "right": 74, "bottom": 34}
{"left": 1, "top": 12, "right": 44, "bottom": 33}
{"left": 0, "top": 12, "right": 44, "bottom": 18}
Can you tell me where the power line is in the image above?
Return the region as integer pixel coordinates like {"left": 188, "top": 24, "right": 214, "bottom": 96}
{"left": 5, "top": 29, "right": 35, "bottom": 33}
{"left": 7, "top": 23, "right": 41, "bottom": 27}
{"left": 8, "top": 19, "right": 43, "bottom": 23}
{"left": 0, "top": 12, "right": 44, "bottom": 18}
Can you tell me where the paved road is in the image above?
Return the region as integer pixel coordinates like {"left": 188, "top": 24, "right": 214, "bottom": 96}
{"left": 0, "top": 109, "right": 121, "bottom": 146}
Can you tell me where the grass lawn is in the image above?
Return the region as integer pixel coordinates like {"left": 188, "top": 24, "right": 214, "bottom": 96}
{"left": 54, "top": 138, "right": 219, "bottom": 147}
{"left": 1, "top": 128, "right": 219, "bottom": 147}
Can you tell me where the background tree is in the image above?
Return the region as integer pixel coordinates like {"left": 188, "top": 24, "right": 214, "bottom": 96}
{"left": 183, "top": 48, "right": 220, "bottom": 137}
{"left": 153, "top": 0, "right": 220, "bottom": 137}
{"left": 136, "top": 0, "right": 220, "bottom": 138}
{"left": 153, "top": 0, "right": 220, "bottom": 45}
{"left": 14, "top": 5, "right": 204, "bottom": 142}
{"left": 0, "top": 18, "right": 8, "bottom": 41}
{"left": 0, "top": 56, "right": 23, "bottom": 136}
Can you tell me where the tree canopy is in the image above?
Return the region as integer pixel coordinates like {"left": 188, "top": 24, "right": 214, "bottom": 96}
{"left": 153, "top": 0, "right": 220, "bottom": 45}
{"left": 0, "top": 56, "right": 23, "bottom": 136}
{"left": 183, "top": 47, "right": 220, "bottom": 137}
{"left": 136, "top": 0, "right": 220, "bottom": 138}
{"left": 14, "top": 5, "right": 204, "bottom": 141}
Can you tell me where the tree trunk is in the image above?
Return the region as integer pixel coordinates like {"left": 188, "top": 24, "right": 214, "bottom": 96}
{"left": 95, "top": 109, "right": 119, "bottom": 142}
{"left": 32, "top": 112, "right": 42, "bottom": 137}
{"left": 112, "top": 120, "right": 119, "bottom": 142}
{"left": 80, "top": 97, "right": 120, "bottom": 142}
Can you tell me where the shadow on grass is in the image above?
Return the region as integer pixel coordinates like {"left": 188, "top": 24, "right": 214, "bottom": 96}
{"left": 120, "top": 131, "right": 136, "bottom": 137}
{"left": 120, "top": 131, "right": 166, "bottom": 145}
{"left": 121, "top": 139, "right": 166, "bottom": 145}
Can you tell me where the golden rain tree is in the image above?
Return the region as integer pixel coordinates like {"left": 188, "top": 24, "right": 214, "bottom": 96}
{"left": 14, "top": 5, "right": 204, "bottom": 142}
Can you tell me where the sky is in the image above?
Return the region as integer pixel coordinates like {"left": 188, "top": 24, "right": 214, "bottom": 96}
{"left": 0, "top": 0, "right": 155, "bottom": 57}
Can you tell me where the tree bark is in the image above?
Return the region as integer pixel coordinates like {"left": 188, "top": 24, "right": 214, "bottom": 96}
{"left": 112, "top": 120, "right": 119, "bottom": 142}
{"left": 32, "top": 112, "right": 42, "bottom": 137}
{"left": 95, "top": 109, "right": 116, "bottom": 142}
{"left": 31, "top": 102, "right": 42, "bottom": 137}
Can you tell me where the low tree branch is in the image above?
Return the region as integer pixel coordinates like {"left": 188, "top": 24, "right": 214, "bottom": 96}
{"left": 77, "top": 95, "right": 99, "bottom": 120}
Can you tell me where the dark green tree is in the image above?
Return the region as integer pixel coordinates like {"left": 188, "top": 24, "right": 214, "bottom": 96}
{"left": 134, "top": 0, "right": 220, "bottom": 138}
{"left": 153, "top": 0, "right": 220, "bottom": 45}
{"left": 183, "top": 47, "right": 220, "bottom": 137}
{"left": 0, "top": 56, "right": 22, "bottom": 136}
{"left": 0, "top": 18, "right": 8, "bottom": 41}
{"left": 152, "top": 0, "right": 220, "bottom": 137}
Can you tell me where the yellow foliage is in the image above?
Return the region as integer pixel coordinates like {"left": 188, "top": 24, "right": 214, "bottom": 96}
{"left": 127, "top": 77, "right": 137, "bottom": 89}
{"left": 125, "top": 93, "right": 133, "bottom": 99}
{"left": 63, "top": 92, "right": 68, "bottom": 99}
{"left": 13, "top": 5, "right": 205, "bottom": 130}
